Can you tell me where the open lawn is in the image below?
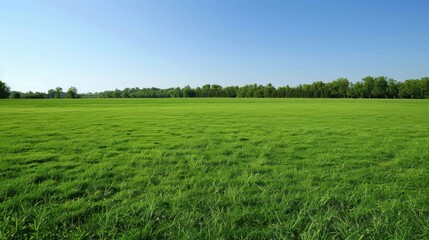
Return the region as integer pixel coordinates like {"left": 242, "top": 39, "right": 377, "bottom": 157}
{"left": 1, "top": 98, "right": 428, "bottom": 239}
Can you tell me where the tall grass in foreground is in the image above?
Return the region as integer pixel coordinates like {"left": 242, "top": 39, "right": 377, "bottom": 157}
{"left": 1, "top": 99, "right": 428, "bottom": 239}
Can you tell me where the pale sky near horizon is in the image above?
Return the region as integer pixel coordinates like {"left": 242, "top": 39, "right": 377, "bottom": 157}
{"left": 1, "top": 0, "right": 428, "bottom": 93}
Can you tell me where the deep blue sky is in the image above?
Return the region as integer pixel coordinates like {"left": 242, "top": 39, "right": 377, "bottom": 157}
{"left": 1, "top": 0, "right": 428, "bottom": 93}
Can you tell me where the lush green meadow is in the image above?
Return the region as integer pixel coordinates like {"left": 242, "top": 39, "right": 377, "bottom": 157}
{"left": 1, "top": 99, "right": 428, "bottom": 239}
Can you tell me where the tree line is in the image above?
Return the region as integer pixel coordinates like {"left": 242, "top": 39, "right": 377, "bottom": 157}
{"left": 0, "top": 85, "right": 79, "bottom": 99}
{"left": 1, "top": 76, "right": 428, "bottom": 99}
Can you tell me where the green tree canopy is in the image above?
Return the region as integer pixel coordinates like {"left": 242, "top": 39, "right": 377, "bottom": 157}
{"left": 67, "top": 86, "right": 78, "bottom": 98}
{"left": 55, "top": 87, "right": 63, "bottom": 99}
{"left": 0, "top": 80, "right": 10, "bottom": 99}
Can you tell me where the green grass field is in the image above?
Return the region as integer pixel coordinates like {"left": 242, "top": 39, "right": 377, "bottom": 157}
{"left": 1, "top": 99, "right": 428, "bottom": 239}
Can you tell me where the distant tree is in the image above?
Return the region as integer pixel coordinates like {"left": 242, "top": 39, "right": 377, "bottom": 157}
{"left": 194, "top": 87, "right": 202, "bottom": 97}
{"left": 67, "top": 86, "right": 78, "bottom": 98}
{"left": 284, "top": 85, "right": 293, "bottom": 97}
{"left": 112, "top": 89, "right": 122, "bottom": 98}
{"left": 223, "top": 86, "right": 238, "bottom": 97}
{"left": 253, "top": 89, "right": 264, "bottom": 98}
{"left": 55, "top": 87, "right": 63, "bottom": 98}
{"left": 237, "top": 85, "right": 248, "bottom": 98}
{"left": 245, "top": 84, "right": 258, "bottom": 98}
{"left": 347, "top": 83, "right": 356, "bottom": 98}
{"left": 295, "top": 85, "right": 304, "bottom": 98}
{"left": 201, "top": 84, "right": 211, "bottom": 97}
{"left": 121, "top": 88, "right": 130, "bottom": 98}
{"left": 10, "top": 91, "right": 21, "bottom": 99}
{"left": 276, "top": 87, "right": 285, "bottom": 98}
{"left": 336, "top": 78, "right": 349, "bottom": 98}
{"left": 353, "top": 82, "right": 365, "bottom": 98}
{"left": 21, "top": 91, "right": 46, "bottom": 99}
{"left": 387, "top": 78, "right": 398, "bottom": 98}
{"left": 399, "top": 79, "right": 420, "bottom": 99}
{"left": 182, "top": 85, "right": 196, "bottom": 97}
{"left": 166, "top": 88, "right": 180, "bottom": 98}
{"left": 301, "top": 84, "right": 312, "bottom": 98}
{"left": 362, "top": 76, "right": 375, "bottom": 98}
{"left": 47, "top": 89, "right": 56, "bottom": 98}
{"left": 0, "top": 80, "right": 10, "bottom": 99}
{"left": 176, "top": 87, "right": 183, "bottom": 98}
{"left": 372, "top": 76, "right": 388, "bottom": 98}
{"left": 309, "top": 81, "right": 326, "bottom": 98}
{"left": 420, "top": 77, "right": 429, "bottom": 98}
{"left": 263, "top": 83, "right": 276, "bottom": 98}
{"left": 213, "top": 84, "right": 219, "bottom": 97}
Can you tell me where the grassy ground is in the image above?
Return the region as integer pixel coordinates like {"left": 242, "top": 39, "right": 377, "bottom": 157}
{"left": 0, "top": 98, "right": 428, "bottom": 239}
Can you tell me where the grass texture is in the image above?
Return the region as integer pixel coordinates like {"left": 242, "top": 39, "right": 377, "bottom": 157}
{"left": 1, "top": 98, "right": 428, "bottom": 239}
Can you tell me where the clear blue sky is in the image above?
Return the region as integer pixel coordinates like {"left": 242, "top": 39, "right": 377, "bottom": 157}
{"left": 1, "top": 0, "right": 428, "bottom": 93}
